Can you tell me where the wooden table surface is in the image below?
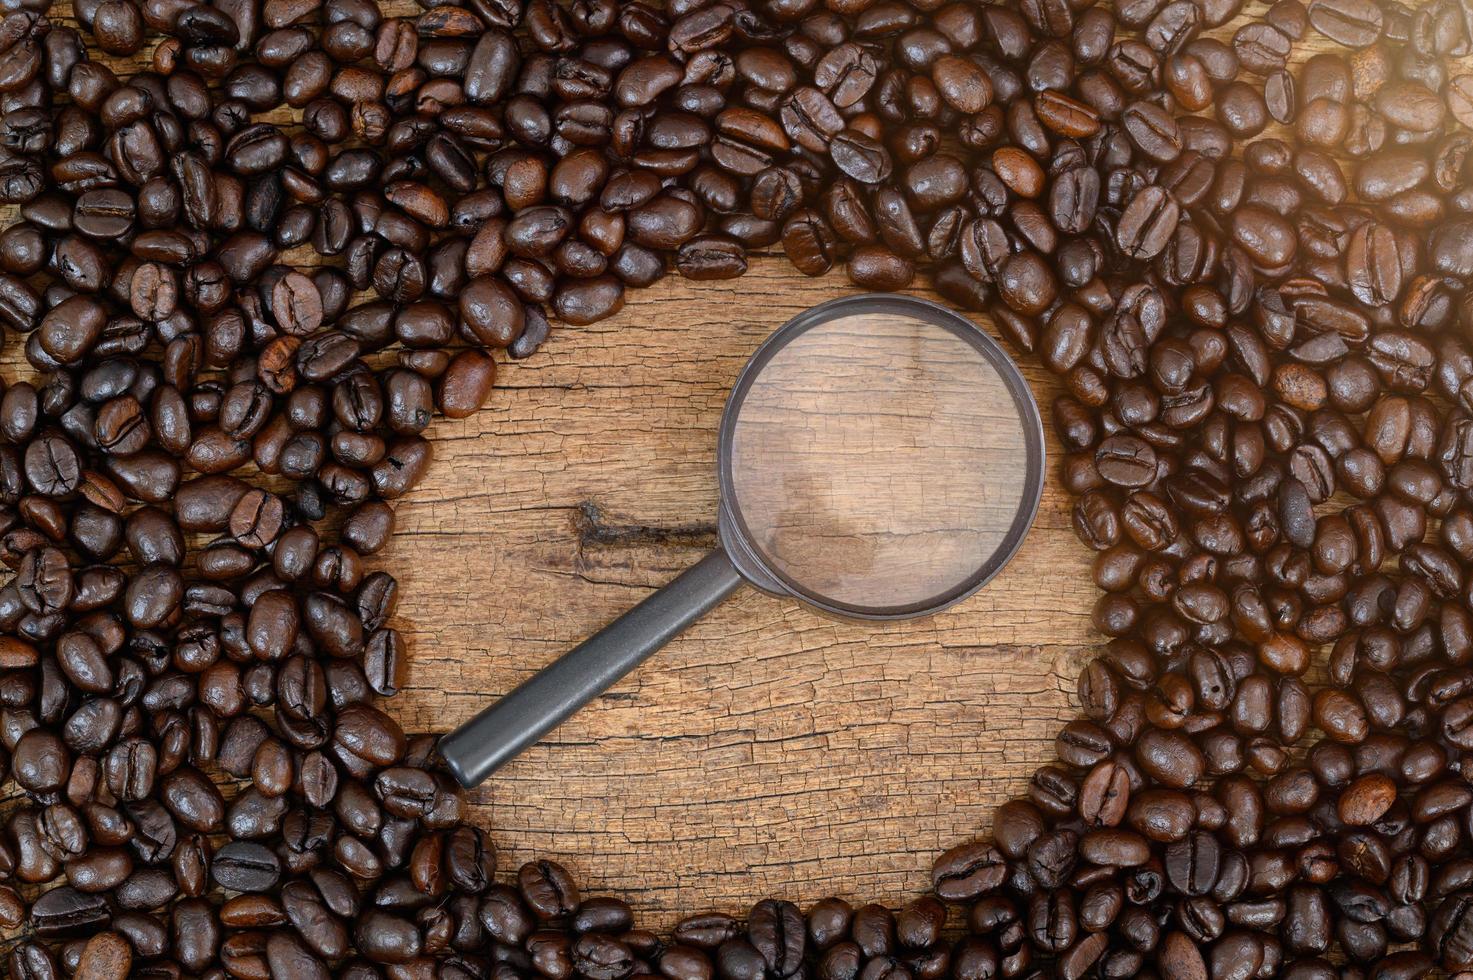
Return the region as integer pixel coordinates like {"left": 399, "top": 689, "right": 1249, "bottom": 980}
{"left": 386, "top": 13, "right": 1462, "bottom": 924}
{"left": 384, "top": 263, "right": 1094, "bottom": 927}
{"left": 20, "top": 0, "right": 1418, "bottom": 934}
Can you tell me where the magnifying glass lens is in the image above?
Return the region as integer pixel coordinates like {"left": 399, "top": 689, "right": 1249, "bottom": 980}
{"left": 726, "top": 306, "right": 1039, "bottom": 617}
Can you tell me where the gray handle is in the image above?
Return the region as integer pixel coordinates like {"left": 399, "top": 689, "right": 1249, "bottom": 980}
{"left": 438, "top": 548, "right": 745, "bottom": 788}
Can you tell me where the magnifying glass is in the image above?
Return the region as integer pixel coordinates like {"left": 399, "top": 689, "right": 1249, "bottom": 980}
{"left": 438, "top": 294, "right": 1045, "bottom": 788}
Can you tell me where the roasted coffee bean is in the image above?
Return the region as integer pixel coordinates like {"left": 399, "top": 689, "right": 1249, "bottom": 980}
{"left": 675, "top": 234, "right": 748, "bottom": 280}
{"left": 212, "top": 841, "right": 281, "bottom": 892}
{"left": 1309, "top": 0, "right": 1384, "bottom": 47}
{"left": 1117, "top": 186, "right": 1180, "bottom": 259}
{"left": 31, "top": 887, "right": 108, "bottom": 938}
{"left": 815, "top": 43, "right": 879, "bottom": 109}
{"left": 931, "top": 841, "right": 1006, "bottom": 901}
{"left": 830, "top": 129, "right": 893, "bottom": 184}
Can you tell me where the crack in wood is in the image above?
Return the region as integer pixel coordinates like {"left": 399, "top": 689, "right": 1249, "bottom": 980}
{"left": 574, "top": 500, "right": 719, "bottom": 551}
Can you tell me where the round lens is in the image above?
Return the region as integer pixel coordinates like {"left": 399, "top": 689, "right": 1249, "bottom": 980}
{"left": 720, "top": 296, "right": 1043, "bottom": 619}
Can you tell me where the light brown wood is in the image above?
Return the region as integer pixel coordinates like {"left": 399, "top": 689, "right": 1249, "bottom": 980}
{"left": 381, "top": 261, "right": 1093, "bottom": 928}
{"left": 385, "top": 16, "right": 1465, "bottom": 924}
{"left": 19, "top": 0, "right": 1436, "bottom": 935}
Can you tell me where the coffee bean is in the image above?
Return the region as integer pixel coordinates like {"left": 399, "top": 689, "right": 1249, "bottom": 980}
{"left": 437, "top": 350, "right": 496, "bottom": 419}
{"left": 931, "top": 841, "right": 1005, "bottom": 901}
{"left": 460, "top": 275, "right": 524, "bottom": 347}
{"left": 781, "top": 88, "right": 844, "bottom": 153}
{"left": 675, "top": 234, "right": 748, "bottom": 280}
{"left": 830, "top": 130, "right": 893, "bottom": 184}
{"left": 931, "top": 55, "right": 992, "bottom": 114}
{"left": 271, "top": 271, "right": 323, "bottom": 336}
{"left": 782, "top": 209, "right": 834, "bottom": 276}
{"left": 520, "top": 859, "right": 580, "bottom": 919}
{"left": 847, "top": 245, "right": 914, "bottom": 291}
{"left": 992, "top": 147, "right": 1044, "bottom": 198}
{"left": 1308, "top": 0, "right": 1384, "bottom": 47}
{"left": 212, "top": 841, "right": 282, "bottom": 892}
{"left": 1116, "top": 185, "right": 1180, "bottom": 259}
{"left": 1036, "top": 90, "right": 1101, "bottom": 137}
{"left": 1231, "top": 204, "right": 1297, "bottom": 267}
{"left": 1448, "top": 75, "right": 1473, "bottom": 130}
{"left": 31, "top": 887, "right": 108, "bottom": 939}
{"left": 1234, "top": 22, "right": 1292, "bottom": 74}
{"left": 814, "top": 43, "right": 878, "bottom": 109}
{"left": 73, "top": 932, "right": 131, "bottom": 980}
{"left": 554, "top": 275, "right": 626, "bottom": 325}
{"left": 1122, "top": 101, "right": 1184, "bottom": 161}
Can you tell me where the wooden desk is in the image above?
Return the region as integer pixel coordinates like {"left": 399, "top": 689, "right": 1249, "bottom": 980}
{"left": 383, "top": 260, "right": 1094, "bottom": 928}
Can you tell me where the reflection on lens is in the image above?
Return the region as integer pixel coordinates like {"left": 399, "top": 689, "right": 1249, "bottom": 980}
{"left": 726, "top": 305, "right": 1036, "bottom": 616}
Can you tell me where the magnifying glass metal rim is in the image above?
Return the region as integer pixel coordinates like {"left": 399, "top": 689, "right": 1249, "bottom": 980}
{"left": 715, "top": 292, "right": 1048, "bottom": 622}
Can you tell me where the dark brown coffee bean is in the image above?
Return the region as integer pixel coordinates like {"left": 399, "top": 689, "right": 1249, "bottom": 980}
{"left": 847, "top": 245, "right": 914, "bottom": 290}
{"left": 554, "top": 275, "right": 625, "bottom": 325}
{"left": 73, "top": 931, "right": 131, "bottom": 980}
{"left": 1122, "top": 101, "right": 1183, "bottom": 161}
{"left": 830, "top": 129, "right": 892, "bottom": 184}
{"left": 815, "top": 43, "right": 879, "bottom": 108}
{"left": 271, "top": 271, "right": 323, "bottom": 335}
{"left": 931, "top": 841, "right": 1006, "bottom": 901}
{"left": 782, "top": 209, "right": 834, "bottom": 276}
{"left": 931, "top": 55, "right": 992, "bottom": 114}
{"left": 1116, "top": 186, "right": 1180, "bottom": 259}
{"left": 1309, "top": 0, "right": 1384, "bottom": 47}
{"left": 675, "top": 235, "right": 748, "bottom": 280}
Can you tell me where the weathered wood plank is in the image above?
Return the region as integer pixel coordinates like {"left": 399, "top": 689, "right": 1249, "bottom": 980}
{"left": 379, "top": 261, "right": 1095, "bottom": 925}
{"left": 14, "top": 0, "right": 1440, "bottom": 932}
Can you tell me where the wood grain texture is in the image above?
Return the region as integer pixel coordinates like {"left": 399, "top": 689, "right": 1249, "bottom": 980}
{"left": 380, "top": 261, "right": 1095, "bottom": 927}
{"left": 12, "top": 0, "right": 1430, "bottom": 934}
{"left": 384, "top": 14, "right": 1461, "bottom": 924}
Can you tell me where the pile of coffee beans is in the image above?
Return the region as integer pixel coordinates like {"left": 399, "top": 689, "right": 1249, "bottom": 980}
{"left": 0, "top": 0, "right": 1471, "bottom": 972}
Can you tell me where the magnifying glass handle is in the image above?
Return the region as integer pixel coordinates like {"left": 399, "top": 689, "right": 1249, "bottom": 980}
{"left": 438, "top": 548, "right": 744, "bottom": 788}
